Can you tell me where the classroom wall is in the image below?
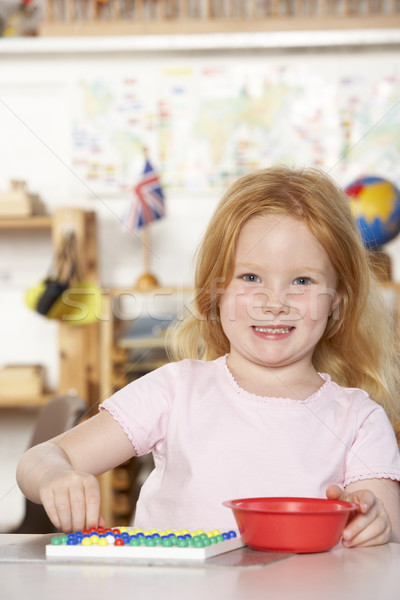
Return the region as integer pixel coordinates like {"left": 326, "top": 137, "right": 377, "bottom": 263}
{"left": 1, "top": 35, "right": 400, "bottom": 392}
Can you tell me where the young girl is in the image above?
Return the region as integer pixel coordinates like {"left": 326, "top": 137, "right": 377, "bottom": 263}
{"left": 17, "top": 166, "right": 400, "bottom": 548}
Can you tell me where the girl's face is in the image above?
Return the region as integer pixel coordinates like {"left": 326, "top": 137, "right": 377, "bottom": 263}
{"left": 219, "top": 214, "right": 341, "bottom": 377}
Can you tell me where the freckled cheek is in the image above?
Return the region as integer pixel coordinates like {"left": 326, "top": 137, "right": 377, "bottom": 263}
{"left": 219, "top": 290, "right": 252, "bottom": 322}
{"left": 291, "top": 292, "right": 333, "bottom": 323}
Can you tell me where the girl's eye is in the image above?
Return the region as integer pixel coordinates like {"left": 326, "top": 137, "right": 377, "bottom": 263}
{"left": 242, "top": 274, "right": 260, "bottom": 283}
{"left": 293, "top": 276, "right": 313, "bottom": 285}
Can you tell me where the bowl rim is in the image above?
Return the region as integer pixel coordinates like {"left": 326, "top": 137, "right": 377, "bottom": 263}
{"left": 222, "top": 496, "right": 358, "bottom": 514}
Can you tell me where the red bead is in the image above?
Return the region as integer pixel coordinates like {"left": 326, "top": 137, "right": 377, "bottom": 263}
{"left": 114, "top": 538, "right": 125, "bottom": 546}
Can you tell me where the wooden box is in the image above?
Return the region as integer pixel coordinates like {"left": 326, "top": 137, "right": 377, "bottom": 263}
{"left": 0, "top": 365, "right": 44, "bottom": 400}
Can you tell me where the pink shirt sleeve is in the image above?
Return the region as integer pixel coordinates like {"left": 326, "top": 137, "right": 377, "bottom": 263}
{"left": 99, "top": 363, "right": 177, "bottom": 455}
{"left": 344, "top": 401, "right": 400, "bottom": 486}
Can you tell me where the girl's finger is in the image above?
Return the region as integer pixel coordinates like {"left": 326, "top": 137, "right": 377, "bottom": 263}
{"left": 84, "top": 483, "right": 101, "bottom": 530}
{"left": 68, "top": 486, "right": 88, "bottom": 532}
{"left": 41, "top": 491, "right": 61, "bottom": 530}
{"left": 343, "top": 515, "right": 390, "bottom": 547}
{"left": 53, "top": 488, "right": 74, "bottom": 533}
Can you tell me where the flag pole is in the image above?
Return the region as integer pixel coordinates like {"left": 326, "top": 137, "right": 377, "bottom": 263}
{"left": 135, "top": 225, "right": 160, "bottom": 292}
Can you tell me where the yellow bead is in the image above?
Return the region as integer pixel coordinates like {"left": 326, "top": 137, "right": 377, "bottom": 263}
{"left": 82, "top": 537, "right": 92, "bottom": 546}
{"left": 180, "top": 529, "right": 190, "bottom": 535}
{"left": 119, "top": 527, "right": 128, "bottom": 533}
{"left": 206, "top": 532, "right": 214, "bottom": 538}
{"left": 91, "top": 535, "right": 99, "bottom": 544}
{"left": 98, "top": 538, "right": 108, "bottom": 546}
{"left": 150, "top": 529, "right": 159, "bottom": 535}
{"left": 212, "top": 529, "right": 221, "bottom": 536}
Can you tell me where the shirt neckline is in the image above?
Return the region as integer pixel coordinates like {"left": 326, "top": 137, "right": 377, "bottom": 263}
{"left": 220, "top": 354, "right": 331, "bottom": 405}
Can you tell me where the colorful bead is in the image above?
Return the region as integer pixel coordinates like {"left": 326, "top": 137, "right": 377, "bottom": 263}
{"left": 114, "top": 538, "right": 125, "bottom": 546}
{"left": 98, "top": 538, "right": 108, "bottom": 546}
{"left": 51, "top": 536, "right": 62, "bottom": 545}
{"left": 81, "top": 537, "right": 92, "bottom": 546}
{"left": 129, "top": 538, "right": 140, "bottom": 546}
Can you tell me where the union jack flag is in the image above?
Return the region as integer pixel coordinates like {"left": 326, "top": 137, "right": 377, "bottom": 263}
{"left": 125, "top": 159, "right": 165, "bottom": 231}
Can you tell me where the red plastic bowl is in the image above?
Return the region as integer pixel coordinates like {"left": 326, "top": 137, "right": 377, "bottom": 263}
{"left": 223, "top": 497, "right": 357, "bottom": 553}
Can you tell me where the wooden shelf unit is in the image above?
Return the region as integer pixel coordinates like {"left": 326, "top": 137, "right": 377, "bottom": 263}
{"left": 40, "top": 0, "right": 400, "bottom": 37}
{"left": 0, "top": 216, "right": 52, "bottom": 230}
{"left": 0, "top": 209, "right": 100, "bottom": 410}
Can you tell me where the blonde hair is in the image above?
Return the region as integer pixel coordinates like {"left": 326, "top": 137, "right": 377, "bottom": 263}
{"left": 169, "top": 165, "right": 400, "bottom": 427}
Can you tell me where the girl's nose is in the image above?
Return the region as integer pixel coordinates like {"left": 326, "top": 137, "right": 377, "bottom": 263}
{"left": 260, "top": 290, "right": 290, "bottom": 315}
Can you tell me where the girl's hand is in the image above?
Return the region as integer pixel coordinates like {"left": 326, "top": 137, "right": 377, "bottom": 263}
{"left": 326, "top": 484, "right": 392, "bottom": 548}
{"left": 39, "top": 469, "right": 105, "bottom": 533}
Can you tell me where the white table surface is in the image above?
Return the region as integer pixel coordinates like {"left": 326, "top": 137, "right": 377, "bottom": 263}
{"left": 1, "top": 534, "right": 400, "bottom": 600}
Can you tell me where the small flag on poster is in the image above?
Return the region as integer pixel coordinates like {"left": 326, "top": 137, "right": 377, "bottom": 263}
{"left": 125, "top": 159, "right": 166, "bottom": 231}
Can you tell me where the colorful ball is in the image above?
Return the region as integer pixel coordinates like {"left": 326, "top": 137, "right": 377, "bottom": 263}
{"left": 345, "top": 176, "right": 400, "bottom": 248}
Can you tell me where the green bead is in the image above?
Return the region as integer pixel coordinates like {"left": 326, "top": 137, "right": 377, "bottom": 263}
{"left": 177, "top": 539, "right": 188, "bottom": 547}
{"left": 202, "top": 538, "right": 211, "bottom": 546}
{"left": 210, "top": 536, "right": 218, "bottom": 544}
{"left": 216, "top": 535, "right": 224, "bottom": 543}
{"left": 50, "top": 537, "right": 62, "bottom": 545}
{"left": 145, "top": 539, "right": 156, "bottom": 547}
{"left": 60, "top": 535, "right": 68, "bottom": 545}
{"left": 193, "top": 539, "right": 205, "bottom": 548}
{"left": 162, "top": 538, "right": 172, "bottom": 547}
{"left": 129, "top": 538, "right": 140, "bottom": 546}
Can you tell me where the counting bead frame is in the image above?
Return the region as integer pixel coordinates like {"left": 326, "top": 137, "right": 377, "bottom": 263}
{"left": 46, "top": 526, "right": 244, "bottom": 562}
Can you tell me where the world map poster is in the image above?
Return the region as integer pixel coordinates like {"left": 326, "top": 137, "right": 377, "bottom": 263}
{"left": 70, "top": 59, "right": 400, "bottom": 195}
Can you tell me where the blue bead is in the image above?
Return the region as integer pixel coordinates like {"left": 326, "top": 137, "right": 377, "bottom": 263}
{"left": 67, "top": 538, "right": 77, "bottom": 545}
{"left": 222, "top": 532, "right": 229, "bottom": 540}
{"left": 228, "top": 531, "right": 237, "bottom": 538}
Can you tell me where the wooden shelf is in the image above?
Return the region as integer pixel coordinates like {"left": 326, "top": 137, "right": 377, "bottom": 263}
{"left": 0, "top": 216, "right": 52, "bottom": 230}
{"left": 40, "top": 15, "right": 400, "bottom": 38}
{"left": 0, "top": 393, "right": 52, "bottom": 408}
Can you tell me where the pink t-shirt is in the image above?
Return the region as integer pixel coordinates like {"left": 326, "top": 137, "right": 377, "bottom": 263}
{"left": 100, "top": 356, "right": 400, "bottom": 530}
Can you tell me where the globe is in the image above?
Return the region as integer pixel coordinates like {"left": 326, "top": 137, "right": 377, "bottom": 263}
{"left": 345, "top": 176, "right": 400, "bottom": 249}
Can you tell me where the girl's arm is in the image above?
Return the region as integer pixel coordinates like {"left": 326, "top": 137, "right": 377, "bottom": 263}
{"left": 16, "top": 410, "right": 136, "bottom": 532}
{"left": 326, "top": 478, "right": 400, "bottom": 547}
